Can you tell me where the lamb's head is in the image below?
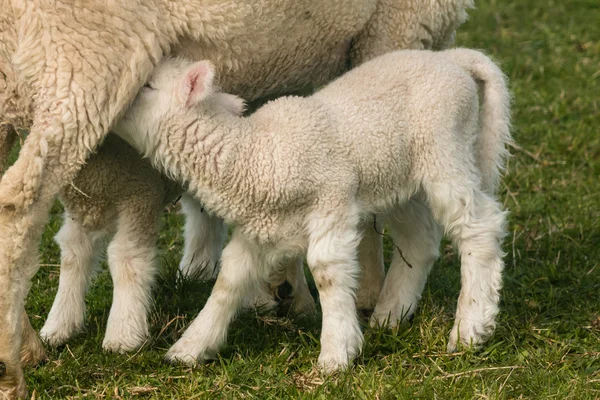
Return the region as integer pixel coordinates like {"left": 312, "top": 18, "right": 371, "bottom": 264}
{"left": 114, "top": 58, "right": 245, "bottom": 154}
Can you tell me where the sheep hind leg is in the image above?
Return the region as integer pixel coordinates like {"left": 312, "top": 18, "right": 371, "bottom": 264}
{"left": 40, "top": 215, "right": 105, "bottom": 346}
{"left": 178, "top": 194, "right": 227, "bottom": 281}
{"left": 166, "top": 230, "right": 266, "bottom": 364}
{"left": 306, "top": 208, "right": 363, "bottom": 372}
{"left": 102, "top": 206, "right": 160, "bottom": 353}
{"left": 355, "top": 220, "right": 385, "bottom": 313}
{"left": 424, "top": 181, "right": 506, "bottom": 352}
{"left": 370, "top": 197, "right": 443, "bottom": 328}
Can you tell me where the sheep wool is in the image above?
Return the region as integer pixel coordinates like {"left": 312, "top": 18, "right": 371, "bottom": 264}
{"left": 114, "top": 48, "right": 511, "bottom": 371}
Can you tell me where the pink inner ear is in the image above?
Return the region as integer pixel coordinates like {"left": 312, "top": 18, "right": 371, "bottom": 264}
{"left": 183, "top": 62, "right": 215, "bottom": 108}
{"left": 185, "top": 68, "right": 205, "bottom": 107}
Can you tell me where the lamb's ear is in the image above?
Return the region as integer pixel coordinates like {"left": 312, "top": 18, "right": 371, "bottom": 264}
{"left": 180, "top": 60, "right": 215, "bottom": 108}
{"left": 213, "top": 93, "right": 246, "bottom": 116}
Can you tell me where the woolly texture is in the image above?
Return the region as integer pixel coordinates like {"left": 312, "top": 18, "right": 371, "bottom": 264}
{"left": 114, "top": 48, "right": 511, "bottom": 371}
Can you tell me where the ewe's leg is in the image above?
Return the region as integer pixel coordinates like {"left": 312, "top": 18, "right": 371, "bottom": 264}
{"left": 178, "top": 194, "right": 227, "bottom": 281}
{"left": 0, "top": 14, "right": 167, "bottom": 396}
{"left": 306, "top": 210, "right": 363, "bottom": 372}
{"left": 166, "top": 231, "right": 264, "bottom": 364}
{"left": 103, "top": 205, "right": 161, "bottom": 353}
{"left": 19, "top": 312, "right": 46, "bottom": 367}
{"left": 40, "top": 215, "right": 105, "bottom": 346}
{"left": 355, "top": 220, "right": 385, "bottom": 312}
{"left": 370, "top": 198, "right": 443, "bottom": 327}
{"left": 0, "top": 192, "right": 53, "bottom": 399}
{"left": 425, "top": 182, "right": 506, "bottom": 352}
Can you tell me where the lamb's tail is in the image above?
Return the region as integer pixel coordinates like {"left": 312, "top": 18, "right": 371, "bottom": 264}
{"left": 442, "top": 48, "right": 512, "bottom": 195}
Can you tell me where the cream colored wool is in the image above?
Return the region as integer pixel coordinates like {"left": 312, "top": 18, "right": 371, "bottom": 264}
{"left": 114, "top": 48, "right": 511, "bottom": 371}
{"left": 0, "top": 1, "right": 471, "bottom": 396}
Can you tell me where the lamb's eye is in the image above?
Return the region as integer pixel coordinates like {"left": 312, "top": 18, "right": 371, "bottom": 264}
{"left": 143, "top": 82, "right": 156, "bottom": 90}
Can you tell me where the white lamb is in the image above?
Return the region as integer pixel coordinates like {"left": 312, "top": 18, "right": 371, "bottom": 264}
{"left": 114, "top": 48, "right": 511, "bottom": 370}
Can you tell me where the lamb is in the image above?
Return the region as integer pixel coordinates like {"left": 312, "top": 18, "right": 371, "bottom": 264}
{"left": 0, "top": 1, "right": 473, "bottom": 396}
{"left": 113, "top": 48, "right": 511, "bottom": 370}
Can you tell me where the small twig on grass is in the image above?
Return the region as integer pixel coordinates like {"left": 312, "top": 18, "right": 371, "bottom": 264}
{"left": 408, "top": 365, "right": 524, "bottom": 384}
{"left": 157, "top": 315, "right": 185, "bottom": 339}
{"left": 65, "top": 345, "right": 80, "bottom": 365}
{"left": 373, "top": 215, "right": 413, "bottom": 269}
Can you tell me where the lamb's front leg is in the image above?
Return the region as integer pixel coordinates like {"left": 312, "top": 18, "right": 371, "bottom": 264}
{"left": 103, "top": 205, "right": 161, "bottom": 353}
{"left": 166, "top": 231, "right": 263, "bottom": 364}
{"left": 306, "top": 209, "right": 363, "bottom": 371}
{"left": 40, "top": 215, "right": 106, "bottom": 346}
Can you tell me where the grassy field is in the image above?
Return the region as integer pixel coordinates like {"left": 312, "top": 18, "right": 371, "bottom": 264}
{"left": 21, "top": 0, "right": 600, "bottom": 398}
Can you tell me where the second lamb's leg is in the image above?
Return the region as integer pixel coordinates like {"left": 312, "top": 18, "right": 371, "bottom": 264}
{"left": 40, "top": 215, "right": 106, "bottom": 346}
{"left": 102, "top": 204, "right": 161, "bottom": 353}
{"left": 370, "top": 197, "right": 443, "bottom": 327}
{"left": 355, "top": 220, "right": 385, "bottom": 312}
{"left": 178, "top": 194, "right": 227, "bottom": 281}
{"left": 166, "top": 230, "right": 265, "bottom": 364}
{"left": 306, "top": 208, "right": 363, "bottom": 372}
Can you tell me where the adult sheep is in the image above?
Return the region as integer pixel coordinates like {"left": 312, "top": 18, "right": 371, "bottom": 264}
{"left": 0, "top": 0, "right": 472, "bottom": 397}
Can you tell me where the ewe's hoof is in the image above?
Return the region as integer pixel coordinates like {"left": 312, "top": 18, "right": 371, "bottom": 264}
{"left": 0, "top": 364, "right": 28, "bottom": 400}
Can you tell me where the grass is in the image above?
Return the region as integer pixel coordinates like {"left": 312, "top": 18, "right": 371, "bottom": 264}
{"left": 21, "top": 0, "right": 600, "bottom": 398}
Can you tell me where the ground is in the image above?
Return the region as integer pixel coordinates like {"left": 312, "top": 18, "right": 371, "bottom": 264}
{"left": 21, "top": 0, "right": 600, "bottom": 398}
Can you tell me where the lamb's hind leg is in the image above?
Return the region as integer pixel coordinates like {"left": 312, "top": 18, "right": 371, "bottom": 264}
{"left": 178, "top": 194, "right": 227, "bottom": 281}
{"left": 306, "top": 208, "right": 363, "bottom": 372}
{"left": 370, "top": 197, "right": 443, "bottom": 327}
{"left": 425, "top": 181, "right": 506, "bottom": 351}
{"left": 102, "top": 203, "right": 161, "bottom": 353}
{"left": 40, "top": 215, "right": 105, "bottom": 346}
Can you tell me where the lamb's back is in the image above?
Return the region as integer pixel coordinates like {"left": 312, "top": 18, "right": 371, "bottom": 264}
{"left": 313, "top": 50, "right": 479, "bottom": 198}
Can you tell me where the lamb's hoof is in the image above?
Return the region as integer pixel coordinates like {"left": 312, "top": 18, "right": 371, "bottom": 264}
{"left": 317, "top": 352, "right": 350, "bottom": 374}
{"left": 165, "top": 341, "right": 214, "bottom": 366}
{"left": 447, "top": 320, "right": 493, "bottom": 353}
{"left": 179, "top": 255, "right": 218, "bottom": 282}
{"left": 102, "top": 330, "right": 147, "bottom": 354}
{"left": 39, "top": 325, "right": 78, "bottom": 348}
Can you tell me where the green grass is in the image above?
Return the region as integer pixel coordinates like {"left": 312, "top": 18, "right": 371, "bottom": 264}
{"left": 22, "top": 0, "right": 600, "bottom": 398}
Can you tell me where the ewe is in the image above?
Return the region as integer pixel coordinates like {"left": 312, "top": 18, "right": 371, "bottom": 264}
{"left": 114, "top": 48, "right": 511, "bottom": 370}
{"left": 0, "top": 0, "right": 472, "bottom": 395}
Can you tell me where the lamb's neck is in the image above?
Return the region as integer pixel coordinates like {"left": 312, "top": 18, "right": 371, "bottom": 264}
{"left": 154, "top": 111, "right": 251, "bottom": 207}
